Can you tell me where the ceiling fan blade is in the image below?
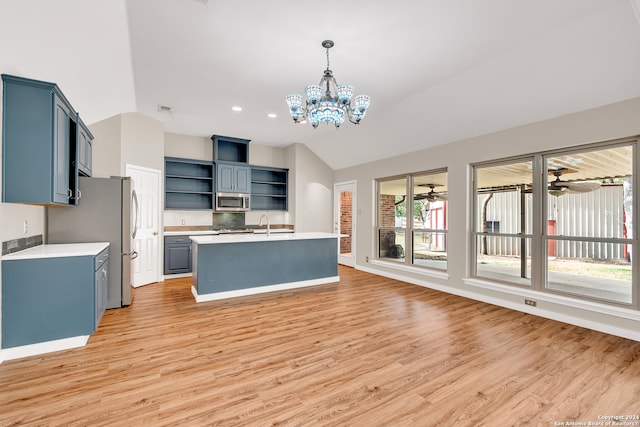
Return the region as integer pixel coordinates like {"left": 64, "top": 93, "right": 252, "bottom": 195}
{"left": 548, "top": 181, "right": 600, "bottom": 196}
{"left": 563, "top": 182, "right": 601, "bottom": 193}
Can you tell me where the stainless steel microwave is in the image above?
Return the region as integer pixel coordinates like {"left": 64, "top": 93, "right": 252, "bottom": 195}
{"left": 215, "top": 192, "right": 250, "bottom": 211}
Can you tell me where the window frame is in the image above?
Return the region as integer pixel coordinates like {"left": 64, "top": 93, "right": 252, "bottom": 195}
{"left": 376, "top": 168, "right": 448, "bottom": 271}
{"left": 471, "top": 138, "right": 639, "bottom": 309}
{"left": 471, "top": 156, "right": 535, "bottom": 288}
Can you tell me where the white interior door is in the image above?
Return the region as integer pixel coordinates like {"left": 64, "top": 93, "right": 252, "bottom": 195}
{"left": 334, "top": 181, "right": 356, "bottom": 267}
{"left": 126, "top": 164, "right": 161, "bottom": 287}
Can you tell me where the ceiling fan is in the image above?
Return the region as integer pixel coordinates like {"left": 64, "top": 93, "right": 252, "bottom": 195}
{"left": 548, "top": 169, "right": 600, "bottom": 197}
{"left": 416, "top": 184, "right": 448, "bottom": 202}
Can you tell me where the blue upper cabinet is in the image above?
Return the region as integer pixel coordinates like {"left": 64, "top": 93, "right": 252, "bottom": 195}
{"left": 211, "top": 134, "right": 251, "bottom": 194}
{"left": 216, "top": 162, "right": 251, "bottom": 193}
{"left": 53, "top": 95, "right": 76, "bottom": 204}
{"left": 77, "top": 117, "right": 93, "bottom": 178}
{"left": 1, "top": 74, "right": 83, "bottom": 205}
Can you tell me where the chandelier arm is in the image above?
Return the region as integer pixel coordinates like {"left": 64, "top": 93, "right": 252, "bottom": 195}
{"left": 347, "top": 116, "right": 361, "bottom": 125}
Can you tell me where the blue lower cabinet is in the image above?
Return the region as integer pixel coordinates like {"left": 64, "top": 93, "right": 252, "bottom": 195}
{"left": 1, "top": 248, "right": 109, "bottom": 349}
{"left": 94, "top": 248, "right": 109, "bottom": 328}
{"left": 164, "top": 235, "right": 192, "bottom": 274}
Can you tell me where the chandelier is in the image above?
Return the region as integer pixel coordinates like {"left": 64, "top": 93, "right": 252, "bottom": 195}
{"left": 286, "top": 40, "right": 370, "bottom": 129}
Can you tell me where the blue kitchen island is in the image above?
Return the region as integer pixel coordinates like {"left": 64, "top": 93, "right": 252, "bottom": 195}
{"left": 190, "top": 232, "right": 339, "bottom": 302}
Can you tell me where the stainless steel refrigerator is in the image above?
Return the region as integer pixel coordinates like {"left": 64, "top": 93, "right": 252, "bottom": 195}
{"left": 47, "top": 176, "right": 139, "bottom": 308}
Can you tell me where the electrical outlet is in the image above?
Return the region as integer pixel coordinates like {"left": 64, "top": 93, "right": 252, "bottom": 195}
{"left": 365, "top": 256, "right": 369, "bottom": 262}
{"left": 525, "top": 299, "right": 537, "bottom": 307}
{"left": 181, "top": 219, "right": 186, "bottom": 225}
{"left": 23, "top": 220, "right": 28, "bottom": 234}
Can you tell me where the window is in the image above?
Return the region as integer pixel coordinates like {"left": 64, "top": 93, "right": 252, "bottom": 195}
{"left": 544, "top": 145, "right": 633, "bottom": 304}
{"left": 377, "top": 169, "right": 448, "bottom": 270}
{"left": 473, "top": 159, "right": 533, "bottom": 286}
{"left": 378, "top": 176, "right": 407, "bottom": 262}
{"left": 472, "top": 140, "right": 637, "bottom": 308}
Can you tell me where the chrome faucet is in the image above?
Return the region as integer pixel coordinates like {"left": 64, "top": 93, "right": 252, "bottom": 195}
{"left": 259, "top": 214, "right": 271, "bottom": 237}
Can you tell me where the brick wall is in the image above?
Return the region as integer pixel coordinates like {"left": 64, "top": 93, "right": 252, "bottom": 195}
{"left": 340, "top": 191, "right": 352, "bottom": 253}
{"left": 379, "top": 194, "right": 396, "bottom": 227}
{"left": 379, "top": 194, "right": 399, "bottom": 257}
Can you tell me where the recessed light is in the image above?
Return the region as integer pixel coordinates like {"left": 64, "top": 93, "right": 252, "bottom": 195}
{"left": 267, "top": 113, "right": 277, "bottom": 118}
{"left": 231, "top": 106, "right": 243, "bottom": 112}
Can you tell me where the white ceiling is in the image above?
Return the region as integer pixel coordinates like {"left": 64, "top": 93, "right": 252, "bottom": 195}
{"left": 3, "top": 0, "right": 640, "bottom": 170}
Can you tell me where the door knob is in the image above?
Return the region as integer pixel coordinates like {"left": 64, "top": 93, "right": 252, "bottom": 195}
{"left": 153, "top": 231, "right": 158, "bottom": 236}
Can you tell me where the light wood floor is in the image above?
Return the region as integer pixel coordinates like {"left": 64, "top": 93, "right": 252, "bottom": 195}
{"left": 1, "top": 266, "right": 639, "bottom": 426}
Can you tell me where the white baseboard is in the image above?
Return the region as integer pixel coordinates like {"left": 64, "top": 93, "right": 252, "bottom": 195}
{"left": 192, "top": 276, "right": 340, "bottom": 303}
{"left": 163, "top": 272, "right": 192, "bottom": 281}
{"left": 1, "top": 335, "right": 89, "bottom": 361}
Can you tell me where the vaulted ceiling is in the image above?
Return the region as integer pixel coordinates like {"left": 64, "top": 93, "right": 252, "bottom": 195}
{"left": 2, "top": 0, "right": 640, "bottom": 170}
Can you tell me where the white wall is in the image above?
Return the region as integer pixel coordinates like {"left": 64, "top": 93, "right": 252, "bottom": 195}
{"left": 90, "top": 112, "right": 164, "bottom": 177}
{"left": 334, "top": 96, "right": 640, "bottom": 341}
{"left": 120, "top": 113, "right": 165, "bottom": 174}
{"left": 288, "top": 144, "right": 334, "bottom": 233}
{"left": 244, "top": 143, "right": 292, "bottom": 226}
{"left": 90, "top": 115, "right": 123, "bottom": 178}
{"left": 164, "top": 133, "right": 212, "bottom": 160}
{"left": 250, "top": 144, "right": 287, "bottom": 169}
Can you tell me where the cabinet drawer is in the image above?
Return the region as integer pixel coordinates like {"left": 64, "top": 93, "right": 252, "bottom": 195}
{"left": 94, "top": 247, "right": 109, "bottom": 271}
{"left": 165, "top": 235, "right": 192, "bottom": 245}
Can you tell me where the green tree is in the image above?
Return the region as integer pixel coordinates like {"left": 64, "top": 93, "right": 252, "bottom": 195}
{"left": 396, "top": 196, "right": 428, "bottom": 225}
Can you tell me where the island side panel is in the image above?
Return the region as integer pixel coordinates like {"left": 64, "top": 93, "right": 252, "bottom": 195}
{"left": 194, "top": 238, "right": 337, "bottom": 295}
{"left": 2, "top": 257, "right": 95, "bottom": 348}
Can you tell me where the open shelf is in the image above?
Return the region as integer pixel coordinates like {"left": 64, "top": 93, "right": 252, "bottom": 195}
{"left": 165, "top": 157, "right": 214, "bottom": 210}
{"left": 212, "top": 135, "right": 250, "bottom": 163}
{"left": 250, "top": 166, "right": 288, "bottom": 211}
{"left": 166, "top": 176, "right": 213, "bottom": 193}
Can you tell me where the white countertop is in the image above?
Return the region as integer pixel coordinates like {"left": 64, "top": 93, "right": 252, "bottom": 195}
{"left": 190, "top": 232, "right": 338, "bottom": 245}
{"left": 164, "top": 229, "right": 294, "bottom": 237}
{"left": 253, "top": 229, "right": 294, "bottom": 234}
{"left": 2, "top": 242, "right": 110, "bottom": 260}
{"left": 164, "top": 230, "right": 219, "bottom": 236}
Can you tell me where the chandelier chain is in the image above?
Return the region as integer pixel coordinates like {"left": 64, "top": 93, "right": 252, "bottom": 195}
{"left": 326, "top": 46, "right": 330, "bottom": 70}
